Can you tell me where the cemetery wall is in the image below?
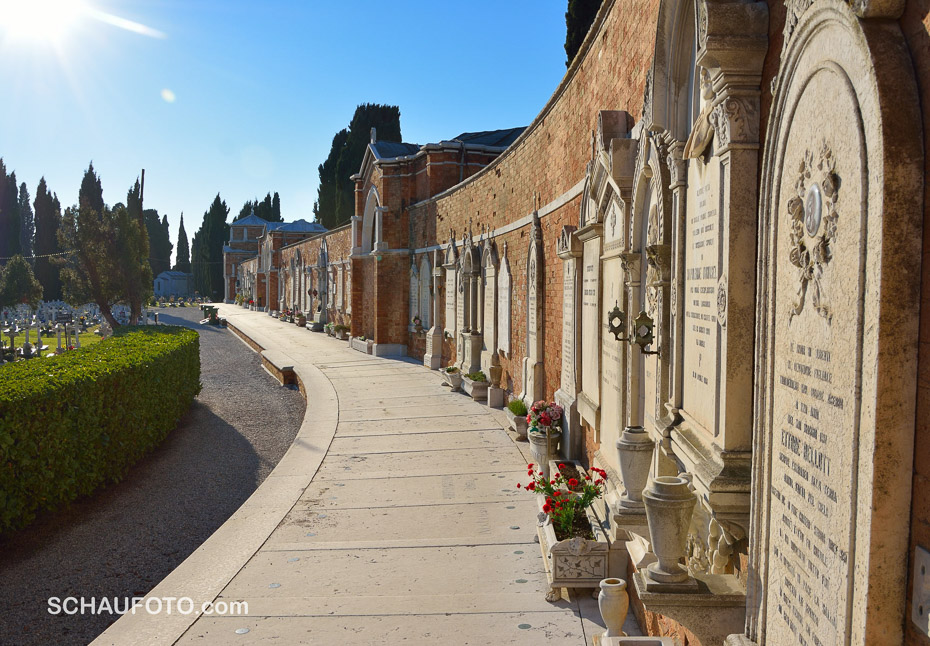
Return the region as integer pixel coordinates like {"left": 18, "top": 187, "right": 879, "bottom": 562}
{"left": 404, "top": 0, "right": 658, "bottom": 399}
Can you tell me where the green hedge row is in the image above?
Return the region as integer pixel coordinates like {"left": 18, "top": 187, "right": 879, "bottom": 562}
{"left": 0, "top": 325, "right": 201, "bottom": 534}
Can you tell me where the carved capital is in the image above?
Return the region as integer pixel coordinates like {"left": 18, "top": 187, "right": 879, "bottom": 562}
{"left": 620, "top": 251, "right": 641, "bottom": 279}
{"left": 710, "top": 95, "right": 761, "bottom": 149}
{"left": 664, "top": 138, "right": 688, "bottom": 188}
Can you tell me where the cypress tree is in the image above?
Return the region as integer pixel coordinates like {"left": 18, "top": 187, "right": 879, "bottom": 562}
{"left": 0, "top": 167, "right": 22, "bottom": 260}
{"left": 18, "top": 182, "right": 34, "bottom": 262}
{"left": 174, "top": 213, "right": 191, "bottom": 273}
{"left": 34, "top": 177, "right": 63, "bottom": 300}
{"left": 564, "top": 0, "right": 603, "bottom": 67}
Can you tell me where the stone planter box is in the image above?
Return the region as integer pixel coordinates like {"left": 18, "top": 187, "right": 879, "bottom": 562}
{"left": 461, "top": 375, "right": 489, "bottom": 401}
{"left": 350, "top": 337, "right": 372, "bottom": 354}
{"left": 506, "top": 408, "right": 529, "bottom": 439}
{"left": 335, "top": 329, "right": 347, "bottom": 340}
{"left": 296, "top": 316, "right": 306, "bottom": 327}
{"left": 537, "top": 497, "right": 610, "bottom": 602}
{"left": 442, "top": 370, "right": 462, "bottom": 391}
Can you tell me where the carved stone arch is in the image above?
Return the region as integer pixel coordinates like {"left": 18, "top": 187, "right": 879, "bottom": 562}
{"left": 418, "top": 254, "right": 432, "bottom": 329}
{"left": 646, "top": 0, "right": 700, "bottom": 141}
{"left": 749, "top": 3, "right": 922, "bottom": 644}
{"left": 360, "top": 186, "right": 381, "bottom": 253}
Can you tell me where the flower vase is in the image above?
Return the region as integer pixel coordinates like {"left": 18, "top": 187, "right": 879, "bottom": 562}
{"left": 598, "top": 578, "right": 628, "bottom": 638}
{"left": 528, "top": 426, "right": 561, "bottom": 480}
{"left": 616, "top": 425, "right": 654, "bottom": 510}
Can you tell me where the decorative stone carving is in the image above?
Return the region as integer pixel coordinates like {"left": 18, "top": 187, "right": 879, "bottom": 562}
{"left": 709, "top": 96, "right": 760, "bottom": 149}
{"left": 716, "top": 273, "right": 728, "bottom": 327}
{"left": 787, "top": 142, "right": 839, "bottom": 324}
{"left": 684, "top": 68, "right": 716, "bottom": 159}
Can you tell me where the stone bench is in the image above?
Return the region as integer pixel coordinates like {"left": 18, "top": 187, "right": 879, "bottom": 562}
{"left": 260, "top": 350, "right": 298, "bottom": 387}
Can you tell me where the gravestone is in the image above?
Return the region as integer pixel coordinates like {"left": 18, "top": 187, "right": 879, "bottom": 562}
{"left": 443, "top": 239, "right": 457, "bottom": 339}
{"left": 682, "top": 156, "right": 721, "bottom": 435}
{"left": 578, "top": 228, "right": 602, "bottom": 429}
{"left": 521, "top": 214, "right": 544, "bottom": 406}
{"left": 742, "top": 4, "right": 923, "bottom": 645}
{"left": 498, "top": 244, "right": 511, "bottom": 354}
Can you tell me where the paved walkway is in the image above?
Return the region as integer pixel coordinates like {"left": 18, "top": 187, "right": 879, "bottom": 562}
{"left": 96, "top": 305, "right": 639, "bottom": 645}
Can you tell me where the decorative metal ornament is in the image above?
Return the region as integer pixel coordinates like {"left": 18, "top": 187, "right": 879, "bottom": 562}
{"left": 607, "top": 302, "right": 627, "bottom": 341}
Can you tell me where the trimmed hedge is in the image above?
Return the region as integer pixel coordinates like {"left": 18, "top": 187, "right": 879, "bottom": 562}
{"left": 0, "top": 325, "right": 201, "bottom": 534}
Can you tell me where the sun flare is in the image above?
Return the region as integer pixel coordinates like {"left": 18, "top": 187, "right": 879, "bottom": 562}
{"left": 0, "top": 0, "right": 87, "bottom": 44}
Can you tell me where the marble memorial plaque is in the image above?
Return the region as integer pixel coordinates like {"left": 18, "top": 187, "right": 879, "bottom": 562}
{"left": 599, "top": 257, "right": 623, "bottom": 442}
{"left": 560, "top": 260, "right": 577, "bottom": 395}
{"left": 764, "top": 83, "right": 863, "bottom": 646}
{"left": 581, "top": 239, "right": 601, "bottom": 406}
{"left": 444, "top": 267, "right": 456, "bottom": 336}
{"left": 498, "top": 254, "right": 511, "bottom": 353}
{"left": 682, "top": 157, "right": 722, "bottom": 434}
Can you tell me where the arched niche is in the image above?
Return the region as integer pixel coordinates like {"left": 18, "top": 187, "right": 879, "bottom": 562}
{"left": 418, "top": 254, "right": 432, "bottom": 330}
{"left": 360, "top": 186, "right": 380, "bottom": 254}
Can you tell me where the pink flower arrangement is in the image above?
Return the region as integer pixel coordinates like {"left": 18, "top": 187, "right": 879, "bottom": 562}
{"left": 526, "top": 400, "right": 564, "bottom": 429}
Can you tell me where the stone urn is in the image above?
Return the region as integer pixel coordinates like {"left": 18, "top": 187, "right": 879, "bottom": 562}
{"left": 598, "top": 577, "right": 629, "bottom": 638}
{"left": 528, "top": 427, "right": 561, "bottom": 480}
{"left": 642, "top": 476, "right": 697, "bottom": 584}
{"left": 616, "top": 426, "right": 654, "bottom": 510}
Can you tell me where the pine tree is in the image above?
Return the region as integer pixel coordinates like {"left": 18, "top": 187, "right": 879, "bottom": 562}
{"left": 18, "top": 182, "right": 34, "bottom": 262}
{"left": 174, "top": 213, "right": 191, "bottom": 273}
{"left": 59, "top": 165, "right": 152, "bottom": 327}
{"left": 34, "top": 177, "right": 63, "bottom": 300}
{"left": 564, "top": 0, "right": 603, "bottom": 67}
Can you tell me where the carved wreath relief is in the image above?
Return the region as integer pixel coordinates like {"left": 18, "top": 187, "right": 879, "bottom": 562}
{"left": 787, "top": 142, "right": 839, "bottom": 324}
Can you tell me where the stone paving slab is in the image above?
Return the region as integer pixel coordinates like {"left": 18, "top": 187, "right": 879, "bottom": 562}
{"left": 314, "top": 447, "right": 526, "bottom": 480}
{"left": 297, "top": 472, "right": 527, "bottom": 509}
{"left": 175, "top": 612, "right": 590, "bottom": 645}
{"left": 335, "top": 415, "right": 500, "bottom": 436}
{"left": 328, "top": 429, "right": 512, "bottom": 454}
{"left": 267, "top": 499, "right": 538, "bottom": 544}
{"left": 95, "top": 306, "right": 638, "bottom": 645}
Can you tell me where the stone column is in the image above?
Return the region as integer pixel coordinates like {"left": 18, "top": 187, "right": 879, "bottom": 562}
{"left": 663, "top": 138, "right": 687, "bottom": 426}
{"left": 350, "top": 215, "right": 362, "bottom": 256}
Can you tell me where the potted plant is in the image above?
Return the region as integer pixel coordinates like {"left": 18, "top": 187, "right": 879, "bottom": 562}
{"left": 334, "top": 324, "right": 349, "bottom": 340}
{"left": 506, "top": 398, "right": 529, "bottom": 439}
{"left": 412, "top": 315, "right": 423, "bottom": 333}
{"left": 461, "top": 370, "right": 488, "bottom": 400}
{"left": 296, "top": 313, "right": 307, "bottom": 327}
{"left": 519, "top": 462, "right": 610, "bottom": 602}
{"left": 442, "top": 365, "right": 462, "bottom": 391}
{"left": 324, "top": 322, "right": 334, "bottom": 336}
{"left": 527, "top": 401, "right": 564, "bottom": 480}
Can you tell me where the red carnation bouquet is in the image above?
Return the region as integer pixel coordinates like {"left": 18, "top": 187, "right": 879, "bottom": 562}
{"left": 518, "top": 462, "right": 608, "bottom": 538}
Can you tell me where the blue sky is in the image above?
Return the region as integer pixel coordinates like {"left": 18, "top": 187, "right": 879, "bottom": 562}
{"left": 0, "top": 0, "right": 568, "bottom": 261}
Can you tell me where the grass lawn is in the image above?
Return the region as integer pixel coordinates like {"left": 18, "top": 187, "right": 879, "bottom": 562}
{"left": 2, "top": 326, "right": 104, "bottom": 358}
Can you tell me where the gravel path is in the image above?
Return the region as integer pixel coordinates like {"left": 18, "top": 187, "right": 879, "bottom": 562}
{"left": 0, "top": 308, "right": 306, "bottom": 646}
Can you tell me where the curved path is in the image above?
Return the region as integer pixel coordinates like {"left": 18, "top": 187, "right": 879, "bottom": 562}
{"left": 95, "top": 305, "right": 641, "bottom": 645}
{"left": 0, "top": 308, "right": 305, "bottom": 646}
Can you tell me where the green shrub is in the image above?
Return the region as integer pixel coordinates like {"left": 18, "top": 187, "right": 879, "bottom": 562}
{"left": 465, "top": 371, "right": 486, "bottom": 382}
{"left": 508, "top": 398, "right": 528, "bottom": 416}
{"left": 0, "top": 325, "right": 201, "bottom": 535}
{"left": 445, "top": 366, "right": 459, "bottom": 373}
